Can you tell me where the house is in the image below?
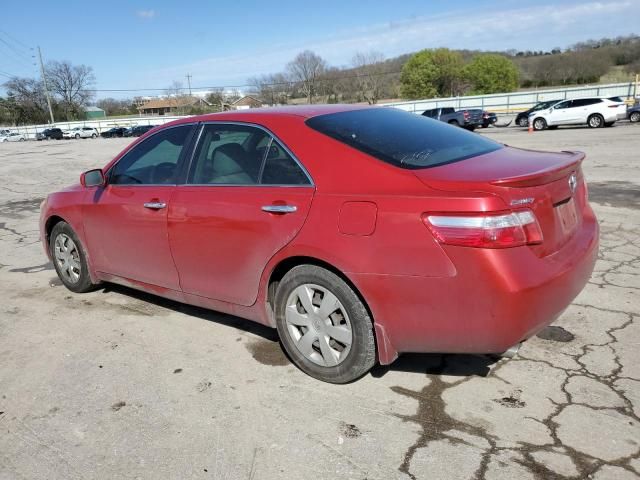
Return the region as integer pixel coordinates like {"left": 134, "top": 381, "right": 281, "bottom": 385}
{"left": 230, "top": 96, "right": 263, "bottom": 110}
{"left": 138, "top": 96, "right": 211, "bottom": 116}
{"left": 84, "top": 106, "right": 106, "bottom": 119}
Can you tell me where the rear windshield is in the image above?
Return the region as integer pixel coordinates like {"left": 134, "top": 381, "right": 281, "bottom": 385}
{"left": 305, "top": 108, "right": 502, "bottom": 169}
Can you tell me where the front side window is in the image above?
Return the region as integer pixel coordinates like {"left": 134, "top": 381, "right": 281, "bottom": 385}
{"left": 554, "top": 101, "right": 571, "bottom": 109}
{"left": 188, "top": 124, "right": 310, "bottom": 185}
{"left": 110, "top": 125, "right": 192, "bottom": 185}
{"left": 306, "top": 108, "right": 502, "bottom": 169}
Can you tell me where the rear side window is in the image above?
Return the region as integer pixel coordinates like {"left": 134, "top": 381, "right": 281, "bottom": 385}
{"left": 441, "top": 107, "right": 454, "bottom": 114}
{"left": 305, "top": 108, "right": 502, "bottom": 169}
{"left": 188, "top": 124, "right": 310, "bottom": 185}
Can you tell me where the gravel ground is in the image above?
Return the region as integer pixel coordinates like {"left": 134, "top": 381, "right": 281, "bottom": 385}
{"left": 0, "top": 122, "right": 638, "bottom": 480}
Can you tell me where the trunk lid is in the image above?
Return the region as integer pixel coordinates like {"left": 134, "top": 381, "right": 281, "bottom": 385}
{"left": 414, "top": 146, "right": 587, "bottom": 256}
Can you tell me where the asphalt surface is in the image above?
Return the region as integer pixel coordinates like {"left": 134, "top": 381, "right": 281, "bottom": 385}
{"left": 0, "top": 122, "right": 638, "bottom": 480}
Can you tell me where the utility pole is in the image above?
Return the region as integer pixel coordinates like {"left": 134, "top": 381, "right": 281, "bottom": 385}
{"left": 185, "top": 73, "right": 192, "bottom": 96}
{"left": 37, "top": 46, "right": 55, "bottom": 124}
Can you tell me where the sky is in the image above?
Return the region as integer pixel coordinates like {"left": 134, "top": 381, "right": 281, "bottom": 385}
{"left": 1, "top": 0, "right": 638, "bottom": 99}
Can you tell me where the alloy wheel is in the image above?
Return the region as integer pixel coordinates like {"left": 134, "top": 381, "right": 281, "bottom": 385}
{"left": 285, "top": 284, "right": 353, "bottom": 367}
{"left": 54, "top": 233, "right": 81, "bottom": 284}
{"left": 630, "top": 112, "right": 640, "bottom": 123}
{"left": 589, "top": 115, "right": 602, "bottom": 128}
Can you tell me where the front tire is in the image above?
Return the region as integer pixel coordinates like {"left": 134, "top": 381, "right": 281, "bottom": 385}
{"left": 630, "top": 111, "right": 640, "bottom": 123}
{"left": 518, "top": 116, "right": 529, "bottom": 127}
{"left": 448, "top": 120, "right": 460, "bottom": 127}
{"left": 275, "top": 265, "right": 376, "bottom": 383}
{"left": 533, "top": 117, "right": 547, "bottom": 131}
{"left": 50, "top": 222, "right": 97, "bottom": 293}
{"left": 588, "top": 114, "right": 604, "bottom": 128}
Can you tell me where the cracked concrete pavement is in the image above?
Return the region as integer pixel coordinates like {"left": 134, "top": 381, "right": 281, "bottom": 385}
{"left": 0, "top": 124, "right": 638, "bottom": 479}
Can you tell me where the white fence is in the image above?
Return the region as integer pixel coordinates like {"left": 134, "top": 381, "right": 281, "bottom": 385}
{"left": 8, "top": 115, "right": 187, "bottom": 140}
{"left": 383, "top": 82, "right": 638, "bottom": 114}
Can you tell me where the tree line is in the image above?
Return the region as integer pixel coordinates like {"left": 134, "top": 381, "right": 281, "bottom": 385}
{"left": 0, "top": 61, "right": 95, "bottom": 125}
{"left": 2, "top": 35, "right": 639, "bottom": 126}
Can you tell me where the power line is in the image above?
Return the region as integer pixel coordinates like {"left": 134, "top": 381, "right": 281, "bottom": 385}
{"left": 82, "top": 68, "right": 403, "bottom": 94}
{"left": 0, "top": 30, "right": 32, "bottom": 53}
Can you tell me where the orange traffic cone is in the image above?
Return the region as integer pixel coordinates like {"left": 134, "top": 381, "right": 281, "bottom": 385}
{"left": 528, "top": 119, "right": 533, "bottom": 133}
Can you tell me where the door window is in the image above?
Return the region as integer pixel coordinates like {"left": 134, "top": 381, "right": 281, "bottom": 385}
{"left": 188, "top": 124, "right": 310, "bottom": 185}
{"left": 553, "top": 101, "right": 571, "bottom": 109}
{"left": 110, "top": 125, "right": 192, "bottom": 185}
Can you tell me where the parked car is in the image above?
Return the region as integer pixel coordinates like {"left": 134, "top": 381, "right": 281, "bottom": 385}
{"left": 529, "top": 97, "right": 627, "bottom": 130}
{"left": 0, "top": 132, "right": 26, "bottom": 142}
{"left": 628, "top": 103, "right": 640, "bottom": 123}
{"left": 100, "top": 127, "right": 127, "bottom": 138}
{"left": 124, "top": 125, "right": 155, "bottom": 137}
{"left": 37, "top": 128, "right": 64, "bottom": 140}
{"left": 0, "top": 129, "right": 10, "bottom": 136}
{"left": 468, "top": 109, "right": 498, "bottom": 128}
{"left": 63, "top": 127, "right": 98, "bottom": 139}
{"left": 515, "top": 100, "right": 562, "bottom": 127}
{"left": 40, "top": 106, "right": 598, "bottom": 383}
{"left": 422, "top": 107, "right": 483, "bottom": 130}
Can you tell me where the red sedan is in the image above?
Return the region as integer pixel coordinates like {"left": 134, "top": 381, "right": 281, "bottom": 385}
{"left": 40, "top": 105, "right": 598, "bottom": 383}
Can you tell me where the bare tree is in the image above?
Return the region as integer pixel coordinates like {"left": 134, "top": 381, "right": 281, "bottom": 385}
{"left": 248, "top": 73, "right": 291, "bottom": 105}
{"left": 286, "top": 50, "right": 327, "bottom": 104}
{"left": 45, "top": 61, "right": 95, "bottom": 120}
{"left": 2, "top": 77, "right": 51, "bottom": 124}
{"left": 352, "top": 51, "right": 386, "bottom": 104}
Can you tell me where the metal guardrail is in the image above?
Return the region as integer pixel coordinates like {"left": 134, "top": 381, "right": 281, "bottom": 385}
{"left": 383, "top": 82, "right": 638, "bottom": 114}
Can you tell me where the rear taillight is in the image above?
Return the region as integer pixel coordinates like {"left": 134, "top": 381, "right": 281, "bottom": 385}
{"left": 463, "top": 111, "right": 470, "bottom": 119}
{"left": 423, "top": 210, "right": 543, "bottom": 248}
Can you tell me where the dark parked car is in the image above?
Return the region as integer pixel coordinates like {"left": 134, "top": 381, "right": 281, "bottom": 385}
{"left": 515, "top": 100, "right": 562, "bottom": 127}
{"left": 469, "top": 109, "right": 498, "bottom": 128}
{"left": 628, "top": 103, "right": 640, "bottom": 123}
{"left": 124, "top": 125, "right": 155, "bottom": 137}
{"left": 37, "top": 128, "right": 64, "bottom": 140}
{"left": 100, "top": 127, "right": 128, "bottom": 138}
{"left": 422, "top": 107, "right": 483, "bottom": 130}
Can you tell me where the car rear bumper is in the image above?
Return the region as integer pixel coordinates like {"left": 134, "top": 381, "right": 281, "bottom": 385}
{"left": 352, "top": 206, "right": 598, "bottom": 363}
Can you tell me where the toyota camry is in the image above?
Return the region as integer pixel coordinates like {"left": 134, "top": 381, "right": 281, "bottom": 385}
{"left": 40, "top": 105, "right": 598, "bottom": 383}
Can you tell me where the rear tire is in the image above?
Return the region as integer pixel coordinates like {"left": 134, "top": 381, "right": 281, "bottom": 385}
{"left": 75, "top": 134, "right": 80, "bottom": 139}
{"left": 275, "top": 265, "right": 376, "bottom": 384}
{"left": 587, "top": 114, "right": 604, "bottom": 128}
{"left": 50, "top": 222, "right": 97, "bottom": 293}
{"left": 630, "top": 111, "right": 640, "bottom": 123}
{"left": 533, "top": 117, "right": 547, "bottom": 131}
{"left": 91, "top": 133, "right": 97, "bottom": 138}
{"left": 448, "top": 120, "right": 460, "bottom": 127}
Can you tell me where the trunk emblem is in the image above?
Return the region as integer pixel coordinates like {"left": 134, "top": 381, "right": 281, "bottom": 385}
{"left": 510, "top": 197, "right": 534, "bottom": 206}
{"left": 568, "top": 173, "right": 578, "bottom": 194}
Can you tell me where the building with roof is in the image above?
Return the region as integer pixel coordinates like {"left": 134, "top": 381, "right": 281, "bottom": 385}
{"left": 138, "top": 96, "right": 211, "bottom": 116}
{"left": 84, "top": 106, "right": 106, "bottom": 119}
{"left": 230, "top": 96, "right": 263, "bottom": 110}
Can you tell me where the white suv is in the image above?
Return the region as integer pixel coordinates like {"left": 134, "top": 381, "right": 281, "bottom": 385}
{"left": 63, "top": 127, "right": 98, "bottom": 139}
{"left": 529, "top": 97, "right": 627, "bottom": 130}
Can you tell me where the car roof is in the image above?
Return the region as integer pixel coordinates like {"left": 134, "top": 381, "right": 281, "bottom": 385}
{"left": 166, "top": 104, "right": 373, "bottom": 127}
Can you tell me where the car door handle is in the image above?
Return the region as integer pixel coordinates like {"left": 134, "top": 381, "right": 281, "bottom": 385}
{"left": 261, "top": 205, "right": 297, "bottom": 214}
{"left": 143, "top": 202, "right": 167, "bottom": 210}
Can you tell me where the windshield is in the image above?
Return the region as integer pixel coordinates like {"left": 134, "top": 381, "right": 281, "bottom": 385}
{"left": 306, "top": 108, "right": 502, "bottom": 169}
{"left": 532, "top": 100, "right": 559, "bottom": 112}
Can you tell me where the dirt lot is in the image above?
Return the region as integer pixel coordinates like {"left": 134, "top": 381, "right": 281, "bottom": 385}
{"left": 0, "top": 123, "right": 639, "bottom": 480}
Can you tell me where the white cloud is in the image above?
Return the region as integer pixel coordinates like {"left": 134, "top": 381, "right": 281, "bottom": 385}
{"left": 137, "top": 9, "right": 156, "bottom": 19}
{"left": 145, "top": 0, "right": 638, "bottom": 87}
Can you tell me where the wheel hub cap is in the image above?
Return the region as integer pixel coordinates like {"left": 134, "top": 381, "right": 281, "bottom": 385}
{"left": 285, "top": 284, "right": 353, "bottom": 367}
{"left": 54, "top": 233, "right": 81, "bottom": 284}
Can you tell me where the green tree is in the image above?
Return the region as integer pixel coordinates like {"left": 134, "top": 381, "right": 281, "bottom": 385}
{"left": 400, "top": 50, "right": 439, "bottom": 99}
{"left": 465, "top": 54, "right": 519, "bottom": 94}
{"left": 432, "top": 48, "right": 466, "bottom": 96}
{"left": 400, "top": 49, "right": 466, "bottom": 99}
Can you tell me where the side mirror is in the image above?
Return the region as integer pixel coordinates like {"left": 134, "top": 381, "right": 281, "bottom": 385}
{"left": 81, "top": 169, "right": 105, "bottom": 187}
